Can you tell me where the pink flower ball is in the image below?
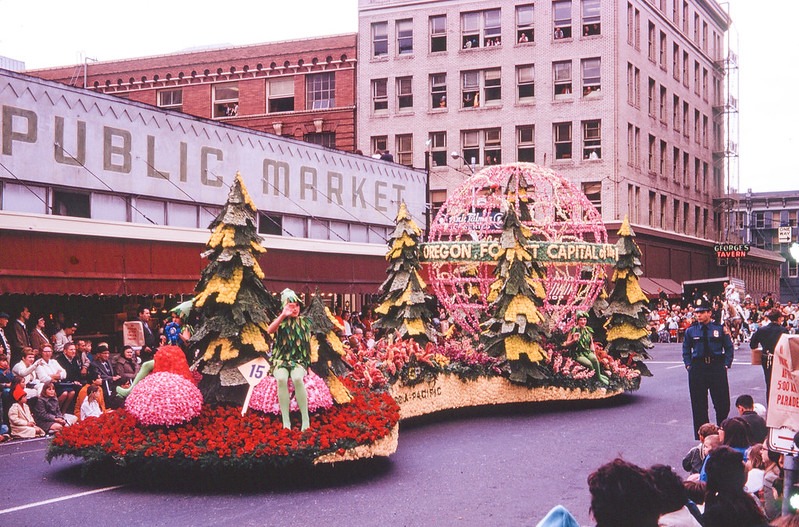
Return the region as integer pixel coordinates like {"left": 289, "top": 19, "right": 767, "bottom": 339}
{"left": 126, "top": 371, "right": 203, "bottom": 426}
{"left": 249, "top": 369, "right": 334, "bottom": 414}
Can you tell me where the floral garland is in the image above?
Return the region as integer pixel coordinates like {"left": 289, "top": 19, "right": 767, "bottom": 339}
{"left": 47, "top": 379, "right": 399, "bottom": 469}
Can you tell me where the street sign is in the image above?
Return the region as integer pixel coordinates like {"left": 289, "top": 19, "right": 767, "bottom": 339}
{"left": 768, "top": 427, "right": 799, "bottom": 455}
{"left": 237, "top": 357, "right": 271, "bottom": 416}
{"left": 779, "top": 226, "right": 793, "bottom": 244}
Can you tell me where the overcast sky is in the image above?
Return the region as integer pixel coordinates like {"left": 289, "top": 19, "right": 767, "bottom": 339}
{"left": 0, "top": 0, "right": 791, "bottom": 193}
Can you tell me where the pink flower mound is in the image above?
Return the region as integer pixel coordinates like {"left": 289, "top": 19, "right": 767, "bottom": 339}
{"left": 249, "top": 370, "right": 334, "bottom": 414}
{"left": 126, "top": 372, "right": 203, "bottom": 426}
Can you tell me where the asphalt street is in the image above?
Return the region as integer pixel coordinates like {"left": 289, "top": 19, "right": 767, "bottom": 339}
{"left": 0, "top": 341, "right": 767, "bottom": 526}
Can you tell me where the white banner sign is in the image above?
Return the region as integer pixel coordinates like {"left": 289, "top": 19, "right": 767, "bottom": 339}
{"left": 779, "top": 226, "right": 792, "bottom": 244}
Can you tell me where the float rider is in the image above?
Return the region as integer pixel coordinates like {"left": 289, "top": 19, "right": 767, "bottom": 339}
{"left": 267, "top": 289, "right": 312, "bottom": 431}
{"left": 563, "top": 311, "right": 609, "bottom": 384}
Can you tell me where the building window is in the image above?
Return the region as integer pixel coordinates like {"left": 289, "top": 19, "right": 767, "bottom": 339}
{"left": 659, "top": 85, "right": 667, "bottom": 121}
{"left": 659, "top": 32, "right": 667, "bottom": 69}
{"left": 673, "top": 95, "right": 680, "bottom": 131}
{"left": 461, "top": 129, "right": 501, "bottom": 166}
{"left": 683, "top": 51, "right": 689, "bottom": 88}
{"left": 268, "top": 77, "right": 294, "bottom": 113}
{"left": 683, "top": 1, "right": 689, "bottom": 33}
{"left": 397, "top": 19, "right": 413, "bottom": 55}
{"left": 157, "top": 89, "right": 182, "bottom": 111}
{"left": 554, "top": 122, "right": 572, "bottom": 160}
{"left": 372, "top": 79, "right": 388, "bottom": 112}
{"left": 484, "top": 129, "right": 501, "bottom": 165}
{"left": 672, "top": 147, "right": 680, "bottom": 181}
{"left": 648, "top": 78, "right": 656, "bottom": 116}
{"left": 304, "top": 132, "right": 336, "bottom": 149}
{"left": 627, "top": 3, "right": 634, "bottom": 45}
{"left": 648, "top": 22, "right": 656, "bottom": 61}
{"left": 462, "top": 130, "right": 480, "bottom": 166}
{"left": 461, "top": 9, "right": 502, "bottom": 48}
{"left": 582, "top": 0, "right": 600, "bottom": 35}
{"left": 517, "top": 65, "right": 535, "bottom": 100}
{"left": 258, "top": 212, "right": 283, "bottom": 236}
{"left": 648, "top": 134, "right": 656, "bottom": 172}
{"left": 702, "top": 115, "right": 708, "bottom": 148}
{"left": 553, "top": 0, "right": 572, "bottom": 39}
{"left": 659, "top": 140, "right": 666, "bottom": 177}
{"left": 582, "top": 182, "right": 601, "bottom": 214}
{"left": 650, "top": 192, "right": 657, "bottom": 227}
{"left": 682, "top": 102, "right": 689, "bottom": 137}
{"left": 673, "top": 43, "right": 680, "bottom": 80}
{"left": 213, "top": 83, "right": 238, "bottom": 118}
{"left": 429, "top": 131, "right": 447, "bottom": 167}
{"left": 396, "top": 134, "right": 413, "bottom": 166}
{"left": 397, "top": 77, "right": 413, "bottom": 110}
{"left": 431, "top": 74, "right": 447, "bottom": 108}
{"left": 517, "top": 125, "right": 535, "bottom": 162}
{"left": 694, "top": 13, "right": 700, "bottom": 43}
{"left": 517, "top": 4, "right": 535, "bottom": 43}
{"left": 581, "top": 58, "right": 600, "bottom": 97}
{"left": 554, "top": 61, "right": 572, "bottom": 98}
{"left": 53, "top": 190, "right": 90, "bottom": 218}
{"left": 371, "top": 136, "right": 387, "bottom": 156}
{"left": 702, "top": 68, "right": 708, "bottom": 101}
{"left": 660, "top": 195, "right": 667, "bottom": 229}
{"left": 694, "top": 109, "right": 700, "bottom": 143}
{"left": 373, "top": 22, "right": 388, "bottom": 57}
{"left": 306, "top": 72, "right": 335, "bottom": 109}
{"left": 462, "top": 71, "right": 479, "bottom": 107}
{"left": 694, "top": 61, "right": 700, "bottom": 95}
{"left": 462, "top": 69, "right": 501, "bottom": 107}
{"left": 682, "top": 152, "right": 689, "bottom": 185}
{"left": 583, "top": 120, "right": 601, "bottom": 160}
{"left": 431, "top": 189, "right": 447, "bottom": 221}
{"left": 430, "top": 15, "right": 447, "bottom": 52}
{"left": 484, "top": 68, "right": 501, "bottom": 103}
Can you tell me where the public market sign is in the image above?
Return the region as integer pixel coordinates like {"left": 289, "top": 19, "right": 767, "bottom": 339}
{"left": 421, "top": 241, "right": 618, "bottom": 264}
{"left": 713, "top": 243, "right": 750, "bottom": 258}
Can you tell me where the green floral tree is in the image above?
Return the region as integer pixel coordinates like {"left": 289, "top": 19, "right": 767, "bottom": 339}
{"left": 482, "top": 203, "right": 550, "bottom": 384}
{"left": 374, "top": 202, "right": 436, "bottom": 346}
{"left": 191, "top": 173, "right": 281, "bottom": 404}
{"left": 604, "top": 216, "right": 653, "bottom": 375}
{"left": 304, "top": 293, "right": 353, "bottom": 404}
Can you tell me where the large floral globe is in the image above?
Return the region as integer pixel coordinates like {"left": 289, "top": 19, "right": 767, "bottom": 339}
{"left": 427, "top": 163, "right": 608, "bottom": 333}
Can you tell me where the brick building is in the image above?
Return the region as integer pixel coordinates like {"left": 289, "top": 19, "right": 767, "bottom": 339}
{"left": 27, "top": 34, "right": 358, "bottom": 152}
{"left": 354, "top": 0, "right": 778, "bottom": 292}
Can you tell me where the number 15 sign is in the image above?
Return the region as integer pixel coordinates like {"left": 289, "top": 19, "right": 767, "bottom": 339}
{"left": 237, "top": 357, "right": 270, "bottom": 416}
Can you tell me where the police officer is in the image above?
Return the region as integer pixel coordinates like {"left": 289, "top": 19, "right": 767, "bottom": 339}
{"left": 682, "top": 303, "right": 734, "bottom": 439}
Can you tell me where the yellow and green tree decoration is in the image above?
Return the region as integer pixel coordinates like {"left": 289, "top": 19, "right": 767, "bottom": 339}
{"left": 374, "top": 202, "right": 436, "bottom": 346}
{"left": 191, "top": 172, "right": 281, "bottom": 404}
{"left": 482, "top": 203, "right": 550, "bottom": 384}
{"left": 305, "top": 293, "right": 353, "bottom": 404}
{"left": 604, "top": 216, "right": 653, "bottom": 375}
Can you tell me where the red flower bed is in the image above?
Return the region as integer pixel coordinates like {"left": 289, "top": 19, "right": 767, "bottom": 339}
{"left": 47, "top": 379, "right": 399, "bottom": 469}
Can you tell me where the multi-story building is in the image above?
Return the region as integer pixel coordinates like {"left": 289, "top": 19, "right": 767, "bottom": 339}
{"left": 728, "top": 190, "right": 799, "bottom": 302}
{"left": 356, "top": 0, "right": 753, "bottom": 289}
{"left": 26, "top": 34, "right": 358, "bottom": 152}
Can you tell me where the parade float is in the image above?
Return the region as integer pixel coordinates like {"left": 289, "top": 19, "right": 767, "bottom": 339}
{"left": 47, "top": 163, "right": 647, "bottom": 472}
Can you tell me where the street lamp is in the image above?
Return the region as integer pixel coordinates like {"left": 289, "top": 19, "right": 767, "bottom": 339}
{"left": 451, "top": 151, "right": 476, "bottom": 174}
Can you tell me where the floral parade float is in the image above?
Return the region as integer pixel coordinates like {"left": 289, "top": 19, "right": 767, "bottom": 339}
{"left": 47, "top": 174, "right": 400, "bottom": 470}
{"left": 47, "top": 163, "right": 647, "bottom": 472}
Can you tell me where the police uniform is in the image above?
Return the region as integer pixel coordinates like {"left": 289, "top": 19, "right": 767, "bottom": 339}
{"left": 682, "top": 305, "right": 734, "bottom": 439}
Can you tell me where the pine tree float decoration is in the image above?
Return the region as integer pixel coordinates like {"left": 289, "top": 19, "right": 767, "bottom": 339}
{"left": 604, "top": 216, "right": 653, "bottom": 376}
{"left": 588, "top": 272, "right": 610, "bottom": 345}
{"left": 305, "top": 293, "right": 353, "bottom": 404}
{"left": 191, "top": 173, "right": 281, "bottom": 404}
{"left": 374, "top": 202, "right": 436, "bottom": 346}
{"left": 482, "top": 203, "right": 550, "bottom": 384}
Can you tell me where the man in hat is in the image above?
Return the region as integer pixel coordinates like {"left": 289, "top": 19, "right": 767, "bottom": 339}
{"left": 682, "top": 303, "right": 734, "bottom": 439}
{"left": 267, "top": 289, "right": 311, "bottom": 431}
{"left": 750, "top": 308, "right": 788, "bottom": 400}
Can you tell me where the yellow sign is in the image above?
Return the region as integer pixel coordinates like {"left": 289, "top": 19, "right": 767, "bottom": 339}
{"left": 420, "top": 241, "right": 618, "bottom": 264}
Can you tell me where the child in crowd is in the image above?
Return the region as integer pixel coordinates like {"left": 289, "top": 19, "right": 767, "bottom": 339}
{"left": 8, "top": 385, "right": 44, "bottom": 438}
{"left": 683, "top": 422, "right": 719, "bottom": 474}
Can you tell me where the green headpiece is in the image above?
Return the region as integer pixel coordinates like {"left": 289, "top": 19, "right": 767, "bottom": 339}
{"left": 280, "top": 288, "right": 300, "bottom": 307}
{"left": 575, "top": 311, "right": 589, "bottom": 320}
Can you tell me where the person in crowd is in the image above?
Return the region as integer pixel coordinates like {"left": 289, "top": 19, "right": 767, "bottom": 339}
{"left": 79, "top": 384, "right": 103, "bottom": 420}
{"left": 114, "top": 345, "right": 140, "bottom": 385}
{"left": 74, "top": 375, "right": 107, "bottom": 421}
{"left": 744, "top": 443, "right": 766, "bottom": 494}
{"left": 56, "top": 341, "right": 85, "bottom": 385}
{"left": 648, "top": 464, "right": 701, "bottom": 526}
{"left": 365, "top": 330, "right": 376, "bottom": 350}
{"left": 7, "top": 306, "right": 31, "bottom": 365}
{"left": 683, "top": 422, "right": 719, "bottom": 474}
{"left": 52, "top": 322, "right": 77, "bottom": 354}
{"left": 35, "top": 344, "right": 76, "bottom": 413}
{"left": 29, "top": 315, "right": 50, "bottom": 352}
{"left": 682, "top": 480, "right": 706, "bottom": 518}
{"left": 735, "top": 394, "right": 768, "bottom": 443}
{"left": 8, "top": 385, "right": 44, "bottom": 438}
{"left": 750, "top": 308, "right": 788, "bottom": 399}
{"left": 0, "top": 312, "right": 11, "bottom": 360}
{"left": 682, "top": 303, "right": 734, "bottom": 439}
{"left": 702, "top": 445, "right": 767, "bottom": 527}
{"left": 76, "top": 339, "right": 92, "bottom": 378}
{"left": 379, "top": 149, "right": 394, "bottom": 162}
{"left": 341, "top": 311, "right": 353, "bottom": 337}
{"left": 137, "top": 307, "right": 157, "bottom": 362}
{"left": 12, "top": 348, "right": 43, "bottom": 398}
{"left": 32, "top": 381, "right": 77, "bottom": 434}
{"left": 719, "top": 417, "right": 753, "bottom": 459}
{"left": 587, "top": 458, "right": 661, "bottom": 527}
{"left": 89, "top": 343, "right": 124, "bottom": 409}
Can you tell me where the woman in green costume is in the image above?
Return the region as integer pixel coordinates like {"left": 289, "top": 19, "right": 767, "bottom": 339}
{"left": 563, "top": 311, "right": 609, "bottom": 384}
{"left": 267, "top": 289, "right": 312, "bottom": 431}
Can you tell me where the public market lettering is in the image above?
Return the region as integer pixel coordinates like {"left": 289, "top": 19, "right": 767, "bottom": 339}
{"left": 713, "top": 243, "right": 750, "bottom": 258}
{"left": 1, "top": 104, "right": 406, "bottom": 212}
{"left": 421, "top": 241, "right": 619, "bottom": 264}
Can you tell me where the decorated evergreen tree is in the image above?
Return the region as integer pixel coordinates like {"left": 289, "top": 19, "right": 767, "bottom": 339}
{"left": 482, "top": 203, "right": 550, "bottom": 383}
{"left": 305, "top": 293, "right": 353, "bottom": 404}
{"left": 604, "top": 216, "right": 653, "bottom": 375}
{"left": 191, "top": 173, "right": 281, "bottom": 404}
{"left": 588, "top": 271, "right": 610, "bottom": 345}
{"left": 374, "top": 202, "right": 436, "bottom": 346}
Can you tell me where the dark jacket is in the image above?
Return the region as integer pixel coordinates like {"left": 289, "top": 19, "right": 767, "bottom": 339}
{"left": 750, "top": 322, "right": 788, "bottom": 356}
{"left": 682, "top": 322, "right": 734, "bottom": 368}
{"left": 113, "top": 355, "right": 140, "bottom": 384}
{"left": 740, "top": 410, "right": 768, "bottom": 444}
{"left": 56, "top": 353, "right": 83, "bottom": 383}
{"left": 32, "top": 395, "right": 63, "bottom": 433}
